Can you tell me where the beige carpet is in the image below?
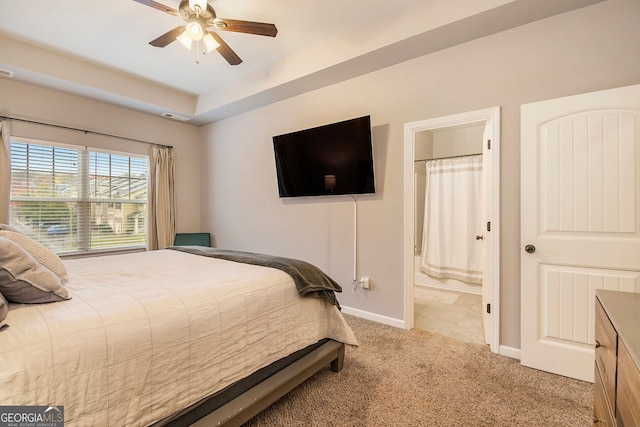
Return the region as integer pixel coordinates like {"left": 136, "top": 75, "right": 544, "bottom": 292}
{"left": 243, "top": 315, "right": 593, "bottom": 426}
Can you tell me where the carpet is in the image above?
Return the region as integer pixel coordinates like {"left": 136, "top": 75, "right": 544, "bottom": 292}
{"left": 243, "top": 315, "right": 593, "bottom": 426}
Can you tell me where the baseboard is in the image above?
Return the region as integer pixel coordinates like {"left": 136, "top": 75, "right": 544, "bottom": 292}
{"left": 342, "top": 306, "right": 521, "bottom": 360}
{"left": 499, "top": 345, "right": 521, "bottom": 360}
{"left": 341, "top": 306, "right": 406, "bottom": 329}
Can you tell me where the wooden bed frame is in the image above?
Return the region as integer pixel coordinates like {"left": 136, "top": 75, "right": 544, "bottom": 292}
{"left": 158, "top": 340, "right": 345, "bottom": 427}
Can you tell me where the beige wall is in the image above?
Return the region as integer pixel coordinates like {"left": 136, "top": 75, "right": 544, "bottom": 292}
{"left": 431, "top": 125, "right": 485, "bottom": 159}
{"left": 200, "top": 0, "right": 640, "bottom": 349}
{"left": 3, "top": 0, "right": 637, "bottom": 351}
{"left": 0, "top": 79, "right": 202, "bottom": 233}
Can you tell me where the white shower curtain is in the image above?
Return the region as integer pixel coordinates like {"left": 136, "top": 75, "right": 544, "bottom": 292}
{"left": 420, "top": 155, "right": 483, "bottom": 284}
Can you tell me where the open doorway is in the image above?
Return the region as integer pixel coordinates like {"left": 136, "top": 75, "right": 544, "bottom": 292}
{"left": 403, "top": 107, "right": 501, "bottom": 353}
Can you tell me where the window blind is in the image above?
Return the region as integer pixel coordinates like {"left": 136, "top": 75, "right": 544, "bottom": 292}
{"left": 9, "top": 139, "right": 148, "bottom": 254}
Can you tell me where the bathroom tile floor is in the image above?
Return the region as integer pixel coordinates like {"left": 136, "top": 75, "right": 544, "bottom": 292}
{"left": 414, "top": 286, "right": 486, "bottom": 346}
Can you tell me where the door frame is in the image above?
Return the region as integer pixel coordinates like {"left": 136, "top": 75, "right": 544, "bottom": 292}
{"left": 403, "top": 106, "right": 501, "bottom": 353}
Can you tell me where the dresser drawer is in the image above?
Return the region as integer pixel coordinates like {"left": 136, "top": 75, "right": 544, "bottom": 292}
{"left": 594, "top": 364, "right": 615, "bottom": 426}
{"left": 595, "top": 299, "right": 617, "bottom": 406}
{"left": 617, "top": 340, "right": 640, "bottom": 426}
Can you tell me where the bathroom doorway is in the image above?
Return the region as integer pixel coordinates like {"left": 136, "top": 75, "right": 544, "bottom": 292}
{"left": 403, "top": 107, "right": 500, "bottom": 353}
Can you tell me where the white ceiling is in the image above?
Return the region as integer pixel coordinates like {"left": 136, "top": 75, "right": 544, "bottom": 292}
{"left": 0, "top": 0, "right": 604, "bottom": 126}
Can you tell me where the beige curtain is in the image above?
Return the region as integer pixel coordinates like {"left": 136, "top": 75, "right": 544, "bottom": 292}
{"left": 148, "top": 146, "right": 176, "bottom": 250}
{"left": 0, "top": 120, "right": 10, "bottom": 224}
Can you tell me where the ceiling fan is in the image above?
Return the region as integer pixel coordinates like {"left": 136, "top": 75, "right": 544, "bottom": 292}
{"left": 133, "top": 0, "right": 278, "bottom": 65}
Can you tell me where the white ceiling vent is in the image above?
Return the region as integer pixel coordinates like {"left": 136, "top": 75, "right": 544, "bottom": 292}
{"left": 161, "top": 112, "right": 190, "bottom": 122}
{"left": 0, "top": 68, "right": 14, "bottom": 78}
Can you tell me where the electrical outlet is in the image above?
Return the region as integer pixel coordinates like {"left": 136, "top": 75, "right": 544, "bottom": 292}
{"left": 360, "top": 276, "right": 370, "bottom": 290}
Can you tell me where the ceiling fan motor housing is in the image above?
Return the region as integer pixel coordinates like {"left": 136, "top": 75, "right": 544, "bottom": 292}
{"left": 179, "top": 0, "right": 216, "bottom": 27}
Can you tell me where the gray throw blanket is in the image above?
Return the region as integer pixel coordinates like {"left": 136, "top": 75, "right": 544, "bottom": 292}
{"left": 168, "top": 247, "right": 342, "bottom": 309}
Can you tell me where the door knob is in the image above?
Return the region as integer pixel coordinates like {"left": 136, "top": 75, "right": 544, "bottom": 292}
{"left": 525, "top": 244, "right": 536, "bottom": 253}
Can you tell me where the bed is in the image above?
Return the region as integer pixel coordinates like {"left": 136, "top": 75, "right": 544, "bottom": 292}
{"left": 0, "top": 240, "right": 358, "bottom": 427}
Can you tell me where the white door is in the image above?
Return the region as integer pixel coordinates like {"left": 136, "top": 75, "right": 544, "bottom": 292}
{"left": 521, "top": 84, "right": 640, "bottom": 382}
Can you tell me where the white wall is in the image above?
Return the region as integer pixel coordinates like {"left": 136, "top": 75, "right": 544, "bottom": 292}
{"left": 200, "top": 0, "right": 640, "bottom": 349}
{"left": 0, "top": 79, "right": 202, "bottom": 233}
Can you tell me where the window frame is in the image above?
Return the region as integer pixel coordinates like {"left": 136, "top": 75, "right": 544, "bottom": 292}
{"left": 9, "top": 136, "right": 150, "bottom": 257}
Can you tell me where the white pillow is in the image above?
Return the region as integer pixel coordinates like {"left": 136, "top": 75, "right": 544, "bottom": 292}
{"left": 0, "top": 223, "right": 20, "bottom": 232}
{"left": 0, "top": 237, "right": 70, "bottom": 303}
{"left": 0, "top": 230, "right": 68, "bottom": 282}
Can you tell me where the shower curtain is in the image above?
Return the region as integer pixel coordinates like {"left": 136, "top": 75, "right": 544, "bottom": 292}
{"left": 420, "top": 154, "right": 483, "bottom": 284}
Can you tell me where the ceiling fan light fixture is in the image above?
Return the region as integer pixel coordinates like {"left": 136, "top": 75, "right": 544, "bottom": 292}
{"left": 141, "top": 0, "right": 277, "bottom": 65}
{"left": 177, "top": 32, "right": 193, "bottom": 49}
{"left": 203, "top": 33, "right": 219, "bottom": 52}
{"left": 185, "top": 20, "right": 204, "bottom": 40}
{"left": 188, "top": 0, "right": 207, "bottom": 14}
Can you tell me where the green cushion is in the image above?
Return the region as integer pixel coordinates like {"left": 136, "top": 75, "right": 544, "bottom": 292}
{"left": 174, "top": 233, "right": 211, "bottom": 247}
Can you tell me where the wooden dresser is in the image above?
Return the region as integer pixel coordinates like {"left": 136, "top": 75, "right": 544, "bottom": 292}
{"left": 594, "top": 290, "right": 640, "bottom": 426}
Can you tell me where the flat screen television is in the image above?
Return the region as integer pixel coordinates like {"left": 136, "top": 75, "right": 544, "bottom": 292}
{"left": 273, "top": 115, "right": 375, "bottom": 198}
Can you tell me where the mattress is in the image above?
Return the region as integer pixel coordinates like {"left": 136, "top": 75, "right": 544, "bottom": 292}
{"left": 0, "top": 249, "right": 358, "bottom": 426}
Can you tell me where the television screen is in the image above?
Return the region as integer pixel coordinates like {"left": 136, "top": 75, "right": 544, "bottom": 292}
{"left": 273, "top": 115, "right": 375, "bottom": 198}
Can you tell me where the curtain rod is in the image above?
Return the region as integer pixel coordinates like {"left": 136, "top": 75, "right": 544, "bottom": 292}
{"left": 0, "top": 115, "right": 173, "bottom": 149}
{"left": 415, "top": 152, "right": 482, "bottom": 162}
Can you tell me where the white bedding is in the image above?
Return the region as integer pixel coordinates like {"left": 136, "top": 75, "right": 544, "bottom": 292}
{"left": 0, "top": 249, "right": 358, "bottom": 426}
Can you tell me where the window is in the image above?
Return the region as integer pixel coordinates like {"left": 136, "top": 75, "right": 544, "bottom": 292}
{"left": 9, "top": 139, "right": 148, "bottom": 255}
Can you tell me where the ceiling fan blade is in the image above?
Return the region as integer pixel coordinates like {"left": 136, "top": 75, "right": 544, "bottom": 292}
{"left": 214, "top": 19, "right": 278, "bottom": 37}
{"left": 208, "top": 32, "right": 242, "bottom": 65}
{"left": 132, "top": 0, "right": 178, "bottom": 16}
{"left": 149, "top": 26, "right": 185, "bottom": 47}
